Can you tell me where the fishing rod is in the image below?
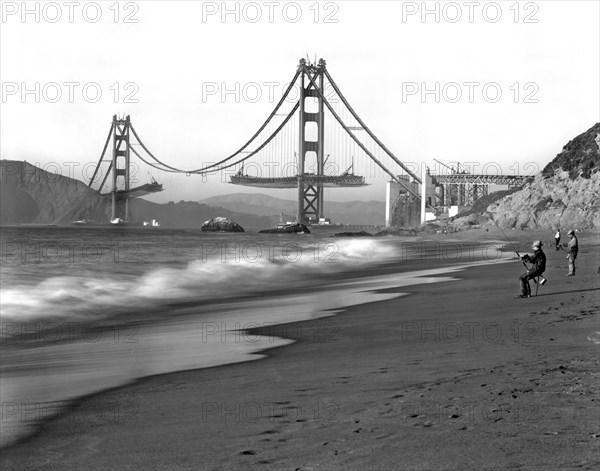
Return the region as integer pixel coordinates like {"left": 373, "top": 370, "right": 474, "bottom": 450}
{"left": 491, "top": 217, "right": 522, "bottom": 257}
{"left": 490, "top": 216, "right": 550, "bottom": 296}
{"left": 490, "top": 216, "right": 530, "bottom": 270}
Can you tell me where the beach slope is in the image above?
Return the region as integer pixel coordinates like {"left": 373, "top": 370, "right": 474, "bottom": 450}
{"left": 2, "top": 232, "right": 599, "bottom": 470}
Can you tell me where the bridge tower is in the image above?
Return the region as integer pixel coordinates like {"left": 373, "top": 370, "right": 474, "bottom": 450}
{"left": 87, "top": 115, "right": 164, "bottom": 224}
{"left": 110, "top": 115, "right": 131, "bottom": 221}
{"left": 297, "top": 58, "right": 326, "bottom": 224}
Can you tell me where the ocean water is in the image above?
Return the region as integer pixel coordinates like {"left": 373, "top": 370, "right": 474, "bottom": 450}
{"left": 0, "top": 226, "right": 508, "bottom": 447}
{"left": 0, "top": 226, "right": 402, "bottom": 324}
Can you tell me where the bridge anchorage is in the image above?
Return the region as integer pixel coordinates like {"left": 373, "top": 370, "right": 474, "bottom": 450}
{"left": 432, "top": 172, "right": 529, "bottom": 207}
{"left": 426, "top": 159, "right": 530, "bottom": 211}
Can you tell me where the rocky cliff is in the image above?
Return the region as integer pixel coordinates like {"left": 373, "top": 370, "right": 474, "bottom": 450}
{"left": 449, "top": 123, "right": 600, "bottom": 231}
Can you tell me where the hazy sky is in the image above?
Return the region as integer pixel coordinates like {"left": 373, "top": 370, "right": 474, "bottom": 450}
{"left": 1, "top": 0, "right": 599, "bottom": 203}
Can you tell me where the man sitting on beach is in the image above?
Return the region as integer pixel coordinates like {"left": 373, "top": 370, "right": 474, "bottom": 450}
{"left": 566, "top": 230, "right": 578, "bottom": 276}
{"left": 517, "top": 240, "right": 546, "bottom": 298}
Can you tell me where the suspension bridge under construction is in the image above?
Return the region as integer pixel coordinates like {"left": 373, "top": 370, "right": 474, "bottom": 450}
{"left": 87, "top": 58, "right": 528, "bottom": 226}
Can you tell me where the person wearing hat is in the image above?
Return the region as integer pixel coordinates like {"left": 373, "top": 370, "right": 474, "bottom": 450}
{"left": 566, "top": 230, "right": 578, "bottom": 276}
{"left": 517, "top": 240, "right": 547, "bottom": 298}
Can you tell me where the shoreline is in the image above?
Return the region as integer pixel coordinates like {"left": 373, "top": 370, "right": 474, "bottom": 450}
{"left": 0, "top": 250, "right": 512, "bottom": 449}
{"left": 1, "top": 231, "right": 599, "bottom": 470}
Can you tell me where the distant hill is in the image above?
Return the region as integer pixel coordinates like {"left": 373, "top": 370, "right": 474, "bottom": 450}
{"left": 199, "top": 193, "right": 296, "bottom": 217}
{"left": 129, "top": 199, "right": 273, "bottom": 229}
{"left": 199, "top": 193, "right": 386, "bottom": 225}
{"left": 0, "top": 160, "right": 273, "bottom": 229}
{"left": 0, "top": 160, "right": 108, "bottom": 225}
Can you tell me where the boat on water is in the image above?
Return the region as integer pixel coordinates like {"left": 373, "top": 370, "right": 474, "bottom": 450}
{"left": 70, "top": 219, "right": 102, "bottom": 226}
{"left": 142, "top": 219, "right": 160, "bottom": 227}
{"left": 71, "top": 218, "right": 147, "bottom": 227}
{"left": 277, "top": 221, "right": 300, "bottom": 229}
{"left": 263, "top": 214, "right": 308, "bottom": 234}
{"left": 276, "top": 213, "right": 302, "bottom": 231}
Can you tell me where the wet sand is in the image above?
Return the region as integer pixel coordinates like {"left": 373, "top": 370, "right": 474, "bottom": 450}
{"left": 1, "top": 230, "right": 599, "bottom": 470}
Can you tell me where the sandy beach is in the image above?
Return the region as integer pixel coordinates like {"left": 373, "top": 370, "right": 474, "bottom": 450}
{"left": 1, "top": 230, "right": 598, "bottom": 470}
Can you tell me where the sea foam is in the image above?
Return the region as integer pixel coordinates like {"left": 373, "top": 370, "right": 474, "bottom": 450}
{"left": 0, "top": 238, "right": 398, "bottom": 324}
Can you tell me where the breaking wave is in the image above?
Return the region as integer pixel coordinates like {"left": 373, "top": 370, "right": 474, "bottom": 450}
{"left": 0, "top": 238, "right": 398, "bottom": 324}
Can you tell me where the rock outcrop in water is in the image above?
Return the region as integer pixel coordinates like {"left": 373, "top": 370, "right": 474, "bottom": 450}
{"left": 259, "top": 223, "right": 310, "bottom": 234}
{"left": 374, "top": 227, "right": 418, "bottom": 237}
{"left": 448, "top": 123, "right": 600, "bottom": 231}
{"left": 333, "top": 231, "right": 373, "bottom": 237}
{"left": 200, "top": 217, "right": 244, "bottom": 232}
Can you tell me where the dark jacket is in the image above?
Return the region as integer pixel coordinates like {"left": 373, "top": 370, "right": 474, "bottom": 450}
{"left": 523, "top": 250, "right": 546, "bottom": 275}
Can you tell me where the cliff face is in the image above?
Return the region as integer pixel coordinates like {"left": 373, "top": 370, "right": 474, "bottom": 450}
{"left": 488, "top": 169, "right": 600, "bottom": 230}
{"left": 450, "top": 123, "right": 600, "bottom": 231}
{"left": 0, "top": 160, "right": 110, "bottom": 225}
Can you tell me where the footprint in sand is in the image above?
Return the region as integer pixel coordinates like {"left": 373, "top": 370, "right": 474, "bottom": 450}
{"left": 369, "top": 368, "right": 389, "bottom": 374}
{"left": 415, "top": 421, "right": 435, "bottom": 428}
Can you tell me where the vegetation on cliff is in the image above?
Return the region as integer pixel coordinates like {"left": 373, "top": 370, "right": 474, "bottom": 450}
{"left": 542, "top": 123, "right": 600, "bottom": 179}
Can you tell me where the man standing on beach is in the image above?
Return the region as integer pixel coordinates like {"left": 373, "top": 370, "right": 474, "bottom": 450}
{"left": 555, "top": 228, "right": 561, "bottom": 250}
{"left": 517, "top": 241, "right": 546, "bottom": 298}
{"left": 566, "top": 230, "right": 578, "bottom": 276}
